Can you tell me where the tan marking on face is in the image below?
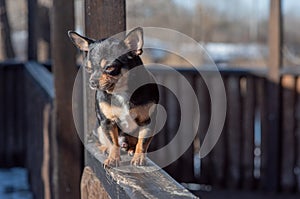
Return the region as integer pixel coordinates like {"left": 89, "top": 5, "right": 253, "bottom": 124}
{"left": 99, "top": 74, "right": 117, "bottom": 91}
{"left": 100, "top": 59, "right": 108, "bottom": 68}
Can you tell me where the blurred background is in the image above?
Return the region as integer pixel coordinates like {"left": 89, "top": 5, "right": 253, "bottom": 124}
{"left": 1, "top": 0, "right": 300, "bottom": 199}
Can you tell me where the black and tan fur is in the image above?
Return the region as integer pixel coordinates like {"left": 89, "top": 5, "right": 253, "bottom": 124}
{"left": 68, "top": 27, "right": 159, "bottom": 167}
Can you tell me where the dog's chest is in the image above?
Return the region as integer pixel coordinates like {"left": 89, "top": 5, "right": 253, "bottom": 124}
{"left": 99, "top": 94, "right": 138, "bottom": 132}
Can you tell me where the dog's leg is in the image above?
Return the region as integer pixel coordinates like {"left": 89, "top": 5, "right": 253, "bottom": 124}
{"left": 131, "top": 127, "right": 153, "bottom": 166}
{"left": 97, "top": 127, "right": 109, "bottom": 154}
{"left": 98, "top": 124, "right": 121, "bottom": 167}
{"left": 104, "top": 124, "right": 121, "bottom": 167}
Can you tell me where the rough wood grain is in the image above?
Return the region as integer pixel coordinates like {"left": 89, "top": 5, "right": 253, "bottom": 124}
{"left": 257, "top": 77, "right": 268, "bottom": 190}
{"left": 51, "top": 0, "right": 83, "bottom": 198}
{"left": 265, "top": 0, "right": 282, "bottom": 192}
{"left": 281, "top": 75, "right": 296, "bottom": 192}
{"left": 226, "top": 76, "right": 242, "bottom": 189}
{"left": 81, "top": 167, "right": 111, "bottom": 199}
{"left": 295, "top": 77, "right": 300, "bottom": 192}
{"left": 0, "top": 67, "right": 4, "bottom": 164}
{"left": 85, "top": 141, "right": 198, "bottom": 199}
{"left": 242, "top": 76, "right": 255, "bottom": 189}
{"left": 209, "top": 75, "right": 227, "bottom": 187}
{"left": 195, "top": 75, "right": 212, "bottom": 185}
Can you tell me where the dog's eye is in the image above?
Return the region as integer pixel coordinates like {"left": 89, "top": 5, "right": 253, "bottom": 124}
{"left": 105, "top": 66, "right": 115, "bottom": 73}
{"left": 105, "top": 65, "right": 121, "bottom": 76}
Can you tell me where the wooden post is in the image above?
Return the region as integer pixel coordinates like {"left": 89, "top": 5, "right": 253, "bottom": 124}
{"left": 0, "top": 0, "right": 15, "bottom": 60}
{"left": 85, "top": 0, "right": 126, "bottom": 39}
{"left": 83, "top": 0, "right": 126, "bottom": 145}
{"left": 81, "top": 0, "right": 126, "bottom": 196}
{"left": 51, "top": 0, "right": 83, "bottom": 198}
{"left": 27, "top": 0, "right": 37, "bottom": 60}
{"left": 263, "top": 0, "right": 282, "bottom": 192}
{"left": 83, "top": 0, "right": 126, "bottom": 135}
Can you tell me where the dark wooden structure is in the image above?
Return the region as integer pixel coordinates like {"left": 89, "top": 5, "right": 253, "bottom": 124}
{"left": 2, "top": 0, "right": 300, "bottom": 198}
{"left": 80, "top": 0, "right": 197, "bottom": 198}
{"left": 0, "top": 61, "right": 53, "bottom": 199}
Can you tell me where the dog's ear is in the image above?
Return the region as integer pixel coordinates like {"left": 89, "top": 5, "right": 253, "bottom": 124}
{"left": 68, "top": 31, "right": 95, "bottom": 51}
{"left": 124, "top": 27, "right": 143, "bottom": 55}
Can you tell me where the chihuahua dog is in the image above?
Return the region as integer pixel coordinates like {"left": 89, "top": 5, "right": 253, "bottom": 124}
{"left": 68, "top": 27, "right": 159, "bottom": 167}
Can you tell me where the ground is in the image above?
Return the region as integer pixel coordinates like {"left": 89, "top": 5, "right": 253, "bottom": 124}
{"left": 0, "top": 168, "right": 32, "bottom": 199}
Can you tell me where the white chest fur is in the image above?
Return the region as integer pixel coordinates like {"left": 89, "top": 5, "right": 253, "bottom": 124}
{"left": 99, "top": 93, "right": 138, "bottom": 133}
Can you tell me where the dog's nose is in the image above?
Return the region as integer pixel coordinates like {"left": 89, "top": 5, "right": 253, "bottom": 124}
{"left": 89, "top": 79, "right": 98, "bottom": 89}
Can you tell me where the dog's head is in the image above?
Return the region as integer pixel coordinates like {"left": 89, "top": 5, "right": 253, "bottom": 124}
{"left": 68, "top": 27, "right": 144, "bottom": 92}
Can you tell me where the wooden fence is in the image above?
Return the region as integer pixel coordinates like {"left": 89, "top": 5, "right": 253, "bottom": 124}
{"left": 0, "top": 61, "right": 54, "bottom": 198}
{"left": 2, "top": 61, "right": 300, "bottom": 197}
{"left": 149, "top": 67, "right": 300, "bottom": 193}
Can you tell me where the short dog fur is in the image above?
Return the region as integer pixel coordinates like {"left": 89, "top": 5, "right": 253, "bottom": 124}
{"left": 68, "top": 27, "right": 159, "bottom": 167}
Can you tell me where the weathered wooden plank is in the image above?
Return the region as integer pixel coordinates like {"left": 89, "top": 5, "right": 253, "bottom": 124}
{"left": 226, "top": 76, "right": 242, "bottom": 189}
{"left": 195, "top": 75, "right": 212, "bottom": 184}
{"left": 5, "top": 66, "right": 15, "bottom": 166}
{"left": 207, "top": 75, "right": 227, "bottom": 187}
{"left": 85, "top": 0, "right": 126, "bottom": 39}
{"left": 148, "top": 74, "right": 167, "bottom": 155}
{"left": 295, "top": 77, "right": 300, "bottom": 192}
{"left": 265, "top": 0, "right": 282, "bottom": 191}
{"left": 83, "top": 0, "right": 126, "bottom": 138}
{"left": 25, "top": 62, "right": 54, "bottom": 98}
{"left": 176, "top": 74, "right": 196, "bottom": 182}
{"left": 42, "top": 103, "right": 52, "bottom": 199}
{"left": 257, "top": 77, "right": 268, "bottom": 190}
{"left": 15, "top": 67, "right": 25, "bottom": 166}
{"left": 264, "top": 81, "right": 281, "bottom": 191}
{"left": 85, "top": 142, "right": 198, "bottom": 199}
{"left": 162, "top": 74, "right": 183, "bottom": 180}
{"left": 27, "top": 0, "right": 38, "bottom": 60}
{"left": 0, "top": 67, "right": 5, "bottom": 165}
{"left": 24, "top": 68, "right": 44, "bottom": 199}
{"left": 52, "top": 0, "right": 83, "bottom": 198}
{"left": 281, "top": 75, "right": 296, "bottom": 192}
{"left": 242, "top": 76, "right": 255, "bottom": 189}
{"left": 81, "top": 167, "right": 111, "bottom": 199}
{"left": 23, "top": 62, "right": 55, "bottom": 199}
{"left": 268, "top": 0, "right": 282, "bottom": 84}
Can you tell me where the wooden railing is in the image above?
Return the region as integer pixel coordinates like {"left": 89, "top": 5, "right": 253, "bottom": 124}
{"left": 2, "top": 61, "right": 300, "bottom": 197}
{"left": 0, "top": 61, "right": 27, "bottom": 167}
{"left": 0, "top": 61, "right": 54, "bottom": 198}
{"left": 149, "top": 66, "right": 300, "bottom": 193}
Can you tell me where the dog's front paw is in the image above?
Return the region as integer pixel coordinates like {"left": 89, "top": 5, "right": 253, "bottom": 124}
{"left": 131, "top": 153, "right": 146, "bottom": 166}
{"left": 103, "top": 146, "right": 121, "bottom": 168}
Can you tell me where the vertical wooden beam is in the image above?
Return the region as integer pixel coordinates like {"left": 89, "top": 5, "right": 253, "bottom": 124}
{"left": 85, "top": 0, "right": 126, "bottom": 38}
{"left": 82, "top": 0, "right": 126, "bottom": 196}
{"left": 83, "top": 0, "right": 126, "bottom": 147}
{"left": 295, "top": 78, "right": 300, "bottom": 192}
{"left": 51, "top": 0, "right": 82, "bottom": 198}
{"left": 268, "top": 0, "right": 282, "bottom": 84}
{"left": 226, "top": 76, "right": 242, "bottom": 189}
{"left": 281, "top": 75, "right": 296, "bottom": 192}
{"left": 242, "top": 76, "right": 255, "bottom": 189}
{"left": 27, "top": 0, "right": 38, "bottom": 60}
{"left": 0, "top": 0, "right": 15, "bottom": 60}
{"left": 264, "top": 0, "right": 282, "bottom": 192}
